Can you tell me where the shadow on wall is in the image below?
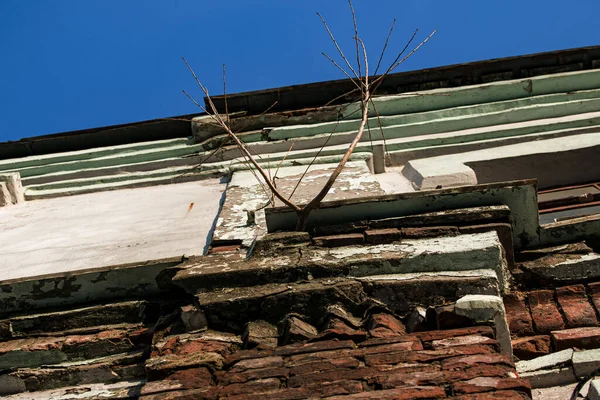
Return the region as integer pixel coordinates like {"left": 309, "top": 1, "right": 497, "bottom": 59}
{"left": 465, "top": 145, "right": 600, "bottom": 190}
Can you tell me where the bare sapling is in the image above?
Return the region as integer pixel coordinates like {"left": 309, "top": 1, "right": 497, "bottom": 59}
{"left": 183, "top": 0, "right": 436, "bottom": 231}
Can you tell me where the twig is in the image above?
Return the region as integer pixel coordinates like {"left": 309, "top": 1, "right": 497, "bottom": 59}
{"left": 347, "top": 0, "right": 362, "bottom": 80}
{"left": 317, "top": 12, "right": 360, "bottom": 80}
{"left": 321, "top": 52, "right": 362, "bottom": 91}
{"left": 183, "top": 57, "right": 301, "bottom": 211}
{"left": 223, "top": 64, "right": 230, "bottom": 129}
{"left": 374, "top": 18, "right": 396, "bottom": 76}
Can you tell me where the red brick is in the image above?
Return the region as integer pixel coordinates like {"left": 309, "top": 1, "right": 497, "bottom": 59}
{"left": 286, "top": 348, "right": 359, "bottom": 366}
{"left": 364, "top": 345, "right": 495, "bottom": 367}
{"left": 0, "top": 336, "right": 63, "bottom": 354}
{"left": 503, "top": 294, "right": 534, "bottom": 336}
{"left": 287, "top": 367, "right": 368, "bottom": 388}
{"left": 414, "top": 326, "right": 494, "bottom": 342}
{"left": 441, "top": 353, "right": 513, "bottom": 370}
{"left": 431, "top": 304, "right": 474, "bottom": 330}
{"left": 219, "top": 378, "right": 281, "bottom": 397}
{"left": 225, "top": 380, "right": 363, "bottom": 400}
{"left": 588, "top": 282, "right": 600, "bottom": 315}
{"left": 368, "top": 313, "right": 406, "bottom": 338}
{"left": 556, "top": 285, "right": 598, "bottom": 328}
{"left": 326, "top": 386, "right": 446, "bottom": 399}
{"left": 511, "top": 335, "right": 551, "bottom": 360}
{"left": 444, "top": 365, "right": 516, "bottom": 382}
{"left": 139, "top": 388, "right": 219, "bottom": 400}
{"left": 230, "top": 356, "right": 284, "bottom": 372}
{"left": 279, "top": 316, "right": 318, "bottom": 345}
{"left": 551, "top": 326, "right": 600, "bottom": 350}
{"left": 167, "top": 367, "right": 214, "bottom": 388}
{"left": 208, "top": 245, "right": 241, "bottom": 254}
{"left": 176, "top": 340, "right": 233, "bottom": 356}
{"left": 312, "top": 233, "right": 364, "bottom": 247}
{"left": 287, "top": 364, "right": 437, "bottom": 389}
{"left": 316, "top": 317, "right": 368, "bottom": 342}
{"left": 359, "top": 336, "right": 422, "bottom": 349}
{"left": 431, "top": 334, "right": 497, "bottom": 349}
{"left": 452, "top": 390, "right": 530, "bottom": 400}
{"left": 218, "top": 367, "right": 289, "bottom": 384}
{"left": 226, "top": 339, "right": 355, "bottom": 364}
{"left": 453, "top": 377, "right": 531, "bottom": 395}
{"left": 289, "top": 356, "right": 360, "bottom": 376}
{"left": 364, "top": 228, "right": 402, "bottom": 245}
{"left": 362, "top": 340, "right": 424, "bottom": 354}
{"left": 375, "top": 370, "right": 445, "bottom": 389}
{"left": 528, "top": 290, "right": 565, "bottom": 334}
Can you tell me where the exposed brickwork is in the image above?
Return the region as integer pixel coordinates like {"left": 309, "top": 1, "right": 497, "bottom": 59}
{"left": 364, "top": 228, "right": 402, "bottom": 245}
{"left": 556, "top": 284, "right": 598, "bottom": 328}
{"left": 312, "top": 233, "right": 365, "bottom": 247}
{"left": 503, "top": 294, "right": 534, "bottom": 337}
{"left": 587, "top": 282, "right": 600, "bottom": 317}
{"left": 135, "top": 318, "right": 526, "bottom": 400}
{"left": 551, "top": 326, "right": 600, "bottom": 350}
{"left": 527, "top": 290, "right": 565, "bottom": 334}
{"left": 511, "top": 335, "right": 551, "bottom": 360}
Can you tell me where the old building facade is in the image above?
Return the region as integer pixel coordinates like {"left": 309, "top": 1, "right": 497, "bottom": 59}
{"left": 1, "top": 46, "right": 600, "bottom": 399}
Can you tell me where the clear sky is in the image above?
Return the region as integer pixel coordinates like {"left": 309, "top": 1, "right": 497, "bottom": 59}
{"left": 1, "top": 1, "right": 599, "bottom": 142}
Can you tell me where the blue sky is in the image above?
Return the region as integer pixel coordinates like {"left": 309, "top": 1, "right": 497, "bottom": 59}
{"left": 0, "top": 1, "right": 598, "bottom": 142}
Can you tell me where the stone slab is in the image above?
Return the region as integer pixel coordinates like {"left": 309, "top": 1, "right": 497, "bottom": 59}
{"left": 516, "top": 349, "right": 573, "bottom": 374}
{"left": 573, "top": 348, "right": 600, "bottom": 378}
{"left": 0, "top": 180, "right": 224, "bottom": 282}
{"left": 265, "top": 179, "right": 539, "bottom": 249}
{"left": 520, "top": 366, "right": 577, "bottom": 389}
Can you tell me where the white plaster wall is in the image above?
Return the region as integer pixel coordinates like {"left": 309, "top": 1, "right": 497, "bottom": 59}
{"left": 0, "top": 180, "right": 225, "bottom": 281}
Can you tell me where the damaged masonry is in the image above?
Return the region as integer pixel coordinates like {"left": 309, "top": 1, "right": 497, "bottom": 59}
{"left": 2, "top": 46, "right": 600, "bottom": 399}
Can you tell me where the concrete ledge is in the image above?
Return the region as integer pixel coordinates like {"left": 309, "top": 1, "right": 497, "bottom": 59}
{"left": 265, "top": 179, "right": 539, "bottom": 249}
{"left": 0, "top": 257, "right": 183, "bottom": 316}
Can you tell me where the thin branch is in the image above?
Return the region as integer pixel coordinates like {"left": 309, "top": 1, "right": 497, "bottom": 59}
{"left": 374, "top": 18, "right": 396, "bottom": 76}
{"left": 317, "top": 12, "right": 360, "bottom": 80}
{"left": 321, "top": 52, "right": 362, "bottom": 91}
{"left": 287, "top": 115, "right": 344, "bottom": 201}
{"left": 379, "top": 28, "right": 418, "bottom": 78}
{"left": 302, "top": 36, "right": 370, "bottom": 212}
{"left": 182, "top": 58, "right": 301, "bottom": 211}
{"left": 347, "top": 0, "right": 362, "bottom": 80}
{"left": 369, "top": 97, "right": 388, "bottom": 155}
{"left": 223, "top": 64, "right": 230, "bottom": 129}
{"left": 182, "top": 90, "right": 207, "bottom": 113}
{"left": 303, "top": 88, "right": 370, "bottom": 211}
{"left": 389, "top": 29, "right": 437, "bottom": 72}
{"left": 274, "top": 142, "right": 294, "bottom": 181}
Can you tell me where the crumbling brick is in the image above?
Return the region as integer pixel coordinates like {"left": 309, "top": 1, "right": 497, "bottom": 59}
{"left": 503, "top": 294, "right": 534, "bottom": 337}
{"left": 316, "top": 317, "right": 367, "bottom": 342}
{"left": 556, "top": 284, "right": 598, "bottom": 328}
{"left": 367, "top": 313, "right": 406, "bottom": 338}
{"left": 528, "top": 290, "right": 565, "bottom": 334}
{"left": 551, "top": 326, "right": 600, "bottom": 350}
{"left": 364, "top": 228, "right": 402, "bottom": 245}
{"left": 511, "top": 335, "right": 551, "bottom": 360}
{"left": 279, "top": 316, "right": 318, "bottom": 345}
{"left": 402, "top": 226, "right": 459, "bottom": 239}
{"left": 243, "top": 320, "right": 278, "bottom": 349}
{"left": 312, "top": 233, "right": 365, "bottom": 247}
